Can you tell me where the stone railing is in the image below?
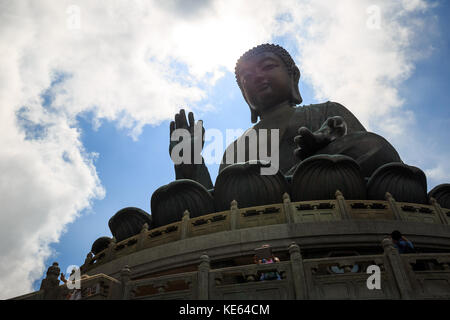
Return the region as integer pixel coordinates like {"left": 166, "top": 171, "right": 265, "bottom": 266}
{"left": 15, "top": 239, "right": 450, "bottom": 300}
{"left": 81, "top": 191, "right": 450, "bottom": 273}
{"left": 77, "top": 273, "right": 122, "bottom": 300}
{"left": 400, "top": 252, "right": 450, "bottom": 299}
{"left": 11, "top": 290, "right": 45, "bottom": 300}
{"left": 12, "top": 273, "right": 122, "bottom": 300}
{"left": 115, "top": 240, "right": 450, "bottom": 300}
{"left": 122, "top": 268, "right": 198, "bottom": 300}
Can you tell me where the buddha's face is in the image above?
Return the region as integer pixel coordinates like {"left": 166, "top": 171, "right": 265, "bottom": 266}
{"left": 238, "top": 52, "right": 293, "bottom": 114}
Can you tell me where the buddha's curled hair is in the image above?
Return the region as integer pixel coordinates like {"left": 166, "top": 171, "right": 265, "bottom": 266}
{"left": 235, "top": 44, "right": 299, "bottom": 91}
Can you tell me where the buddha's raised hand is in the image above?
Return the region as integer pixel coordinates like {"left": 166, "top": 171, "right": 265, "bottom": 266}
{"left": 169, "top": 109, "right": 206, "bottom": 175}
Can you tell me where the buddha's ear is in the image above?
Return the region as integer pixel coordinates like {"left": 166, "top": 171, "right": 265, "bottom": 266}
{"left": 242, "top": 91, "right": 259, "bottom": 123}
{"left": 291, "top": 66, "right": 302, "bottom": 105}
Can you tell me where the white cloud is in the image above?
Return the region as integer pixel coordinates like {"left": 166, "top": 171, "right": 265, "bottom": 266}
{"left": 289, "top": 0, "right": 426, "bottom": 131}
{"left": 426, "top": 165, "right": 450, "bottom": 183}
{"left": 402, "top": 0, "right": 429, "bottom": 12}
{"left": 0, "top": 0, "right": 442, "bottom": 298}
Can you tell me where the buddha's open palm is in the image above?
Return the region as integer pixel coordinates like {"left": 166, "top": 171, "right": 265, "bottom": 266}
{"left": 169, "top": 109, "right": 205, "bottom": 177}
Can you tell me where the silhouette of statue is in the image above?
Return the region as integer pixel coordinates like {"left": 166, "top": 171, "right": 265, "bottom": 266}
{"left": 169, "top": 44, "right": 401, "bottom": 189}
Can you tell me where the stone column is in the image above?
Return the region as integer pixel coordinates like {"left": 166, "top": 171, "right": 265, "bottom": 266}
{"left": 181, "top": 210, "right": 191, "bottom": 239}
{"left": 430, "top": 197, "right": 449, "bottom": 225}
{"left": 81, "top": 252, "right": 93, "bottom": 273}
{"left": 230, "top": 200, "right": 239, "bottom": 230}
{"left": 120, "top": 265, "right": 132, "bottom": 300}
{"left": 288, "top": 243, "right": 308, "bottom": 300}
{"left": 283, "top": 193, "right": 294, "bottom": 224}
{"left": 137, "top": 223, "right": 149, "bottom": 251}
{"left": 105, "top": 237, "right": 116, "bottom": 262}
{"left": 381, "top": 238, "right": 414, "bottom": 299}
{"left": 198, "top": 253, "right": 210, "bottom": 300}
{"left": 385, "top": 192, "right": 403, "bottom": 221}
{"left": 335, "top": 190, "right": 351, "bottom": 220}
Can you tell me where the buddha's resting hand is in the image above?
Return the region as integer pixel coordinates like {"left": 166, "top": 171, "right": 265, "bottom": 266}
{"left": 294, "top": 116, "right": 348, "bottom": 160}
{"left": 169, "top": 109, "right": 205, "bottom": 179}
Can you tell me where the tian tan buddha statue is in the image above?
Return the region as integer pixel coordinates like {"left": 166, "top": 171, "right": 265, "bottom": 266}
{"left": 155, "top": 44, "right": 428, "bottom": 226}
{"left": 105, "top": 44, "right": 447, "bottom": 241}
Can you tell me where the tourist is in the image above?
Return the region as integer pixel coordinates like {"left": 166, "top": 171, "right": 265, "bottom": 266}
{"left": 391, "top": 230, "right": 416, "bottom": 254}
{"left": 254, "top": 244, "right": 281, "bottom": 280}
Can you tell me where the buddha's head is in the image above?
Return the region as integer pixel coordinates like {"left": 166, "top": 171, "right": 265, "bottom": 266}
{"left": 235, "top": 44, "right": 302, "bottom": 123}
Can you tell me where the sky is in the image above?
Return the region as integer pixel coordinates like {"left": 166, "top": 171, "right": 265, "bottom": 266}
{"left": 0, "top": 0, "right": 449, "bottom": 299}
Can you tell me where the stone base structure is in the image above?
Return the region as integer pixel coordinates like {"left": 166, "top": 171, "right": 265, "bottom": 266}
{"left": 13, "top": 192, "right": 450, "bottom": 300}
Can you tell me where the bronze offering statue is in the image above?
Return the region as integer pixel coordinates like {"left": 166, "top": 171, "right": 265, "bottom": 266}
{"left": 39, "top": 262, "right": 69, "bottom": 300}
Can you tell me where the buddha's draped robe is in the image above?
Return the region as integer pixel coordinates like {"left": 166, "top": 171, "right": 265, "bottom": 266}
{"left": 219, "top": 101, "right": 401, "bottom": 178}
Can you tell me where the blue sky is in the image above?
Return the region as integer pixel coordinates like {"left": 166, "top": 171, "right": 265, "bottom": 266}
{"left": 0, "top": 0, "right": 449, "bottom": 298}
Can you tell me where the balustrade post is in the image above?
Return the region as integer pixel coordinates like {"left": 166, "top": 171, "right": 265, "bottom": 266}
{"left": 335, "top": 190, "right": 351, "bottom": 220}
{"left": 105, "top": 237, "right": 116, "bottom": 262}
{"left": 430, "top": 197, "right": 449, "bottom": 225}
{"left": 288, "top": 243, "right": 308, "bottom": 300}
{"left": 385, "top": 192, "right": 404, "bottom": 220}
{"left": 198, "top": 253, "right": 210, "bottom": 300}
{"left": 120, "top": 265, "right": 132, "bottom": 300}
{"left": 283, "top": 193, "right": 294, "bottom": 224}
{"left": 230, "top": 200, "right": 239, "bottom": 230}
{"left": 137, "top": 223, "right": 149, "bottom": 251}
{"left": 381, "top": 238, "right": 414, "bottom": 299}
{"left": 181, "top": 210, "right": 191, "bottom": 239}
{"left": 81, "top": 252, "right": 93, "bottom": 273}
